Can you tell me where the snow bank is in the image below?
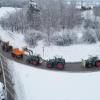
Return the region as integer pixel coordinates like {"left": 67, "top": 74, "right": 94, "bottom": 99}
{"left": 9, "top": 60, "right": 100, "bottom": 100}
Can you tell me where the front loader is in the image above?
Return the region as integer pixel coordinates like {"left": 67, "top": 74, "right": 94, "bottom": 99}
{"left": 23, "top": 47, "right": 42, "bottom": 65}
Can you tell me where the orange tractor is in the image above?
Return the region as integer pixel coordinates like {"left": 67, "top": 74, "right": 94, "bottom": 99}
{"left": 11, "top": 48, "right": 24, "bottom": 59}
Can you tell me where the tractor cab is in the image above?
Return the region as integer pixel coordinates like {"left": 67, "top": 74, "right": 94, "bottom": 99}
{"left": 87, "top": 56, "right": 98, "bottom": 63}
{"left": 54, "top": 57, "right": 65, "bottom": 64}
{"left": 47, "top": 57, "right": 65, "bottom": 70}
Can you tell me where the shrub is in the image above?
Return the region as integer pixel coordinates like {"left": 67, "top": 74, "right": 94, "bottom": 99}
{"left": 82, "top": 29, "right": 96, "bottom": 44}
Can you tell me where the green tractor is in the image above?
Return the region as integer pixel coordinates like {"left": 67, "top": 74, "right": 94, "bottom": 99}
{"left": 81, "top": 56, "right": 100, "bottom": 68}
{"left": 47, "top": 57, "right": 65, "bottom": 70}
{"left": 23, "top": 47, "right": 42, "bottom": 65}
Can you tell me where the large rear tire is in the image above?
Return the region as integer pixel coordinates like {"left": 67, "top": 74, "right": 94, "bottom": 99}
{"left": 47, "top": 63, "right": 52, "bottom": 68}
{"left": 56, "top": 63, "right": 64, "bottom": 70}
{"left": 32, "top": 60, "right": 37, "bottom": 65}
{"left": 95, "top": 61, "right": 100, "bottom": 67}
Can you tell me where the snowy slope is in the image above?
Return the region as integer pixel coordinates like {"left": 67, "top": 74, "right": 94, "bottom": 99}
{"left": 8, "top": 60, "right": 100, "bottom": 100}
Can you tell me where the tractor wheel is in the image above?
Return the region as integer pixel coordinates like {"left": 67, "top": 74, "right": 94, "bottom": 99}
{"left": 32, "top": 61, "right": 37, "bottom": 65}
{"left": 95, "top": 61, "right": 100, "bottom": 67}
{"left": 85, "top": 63, "right": 92, "bottom": 68}
{"left": 11, "top": 53, "right": 15, "bottom": 57}
{"left": 20, "top": 55, "right": 23, "bottom": 59}
{"left": 56, "top": 63, "right": 64, "bottom": 70}
{"left": 26, "top": 59, "right": 31, "bottom": 64}
{"left": 47, "top": 63, "right": 52, "bottom": 68}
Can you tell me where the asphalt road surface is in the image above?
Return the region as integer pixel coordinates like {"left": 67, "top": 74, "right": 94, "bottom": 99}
{"left": 0, "top": 46, "right": 100, "bottom": 73}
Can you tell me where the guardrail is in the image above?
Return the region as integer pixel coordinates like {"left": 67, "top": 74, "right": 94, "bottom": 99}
{"left": 0, "top": 53, "right": 16, "bottom": 100}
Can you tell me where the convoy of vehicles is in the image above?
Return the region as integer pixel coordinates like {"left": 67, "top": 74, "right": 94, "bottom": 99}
{"left": 0, "top": 39, "right": 100, "bottom": 99}
{"left": 1, "top": 40, "right": 100, "bottom": 70}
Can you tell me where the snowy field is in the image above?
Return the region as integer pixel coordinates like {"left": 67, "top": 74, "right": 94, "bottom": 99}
{"left": 8, "top": 60, "right": 100, "bottom": 100}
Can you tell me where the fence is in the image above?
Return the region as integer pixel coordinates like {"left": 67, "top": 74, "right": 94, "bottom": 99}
{"left": 0, "top": 53, "right": 16, "bottom": 100}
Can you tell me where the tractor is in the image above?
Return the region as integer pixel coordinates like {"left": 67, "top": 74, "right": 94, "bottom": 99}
{"left": 23, "top": 47, "right": 42, "bottom": 65}
{"left": 1, "top": 41, "right": 13, "bottom": 52}
{"left": 47, "top": 57, "right": 65, "bottom": 70}
{"left": 81, "top": 56, "right": 100, "bottom": 68}
{"left": 11, "top": 48, "right": 24, "bottom": 59}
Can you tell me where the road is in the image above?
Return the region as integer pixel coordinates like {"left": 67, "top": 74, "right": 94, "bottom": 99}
{"left": 0, "top": 46, "right": 100, "bottom": 73}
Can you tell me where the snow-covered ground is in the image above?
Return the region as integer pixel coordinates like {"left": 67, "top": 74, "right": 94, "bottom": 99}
{"left": 1, "top": 27, "right": 100, "bottom": 62}
{"left": 0, "top": 7, "right": 100, "bottom": 62}
{"left": 1, "top": 6, "right": 100, "bottom": 100}
{"left": 8, "top": 60, "right": 100, "bottom": 100}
